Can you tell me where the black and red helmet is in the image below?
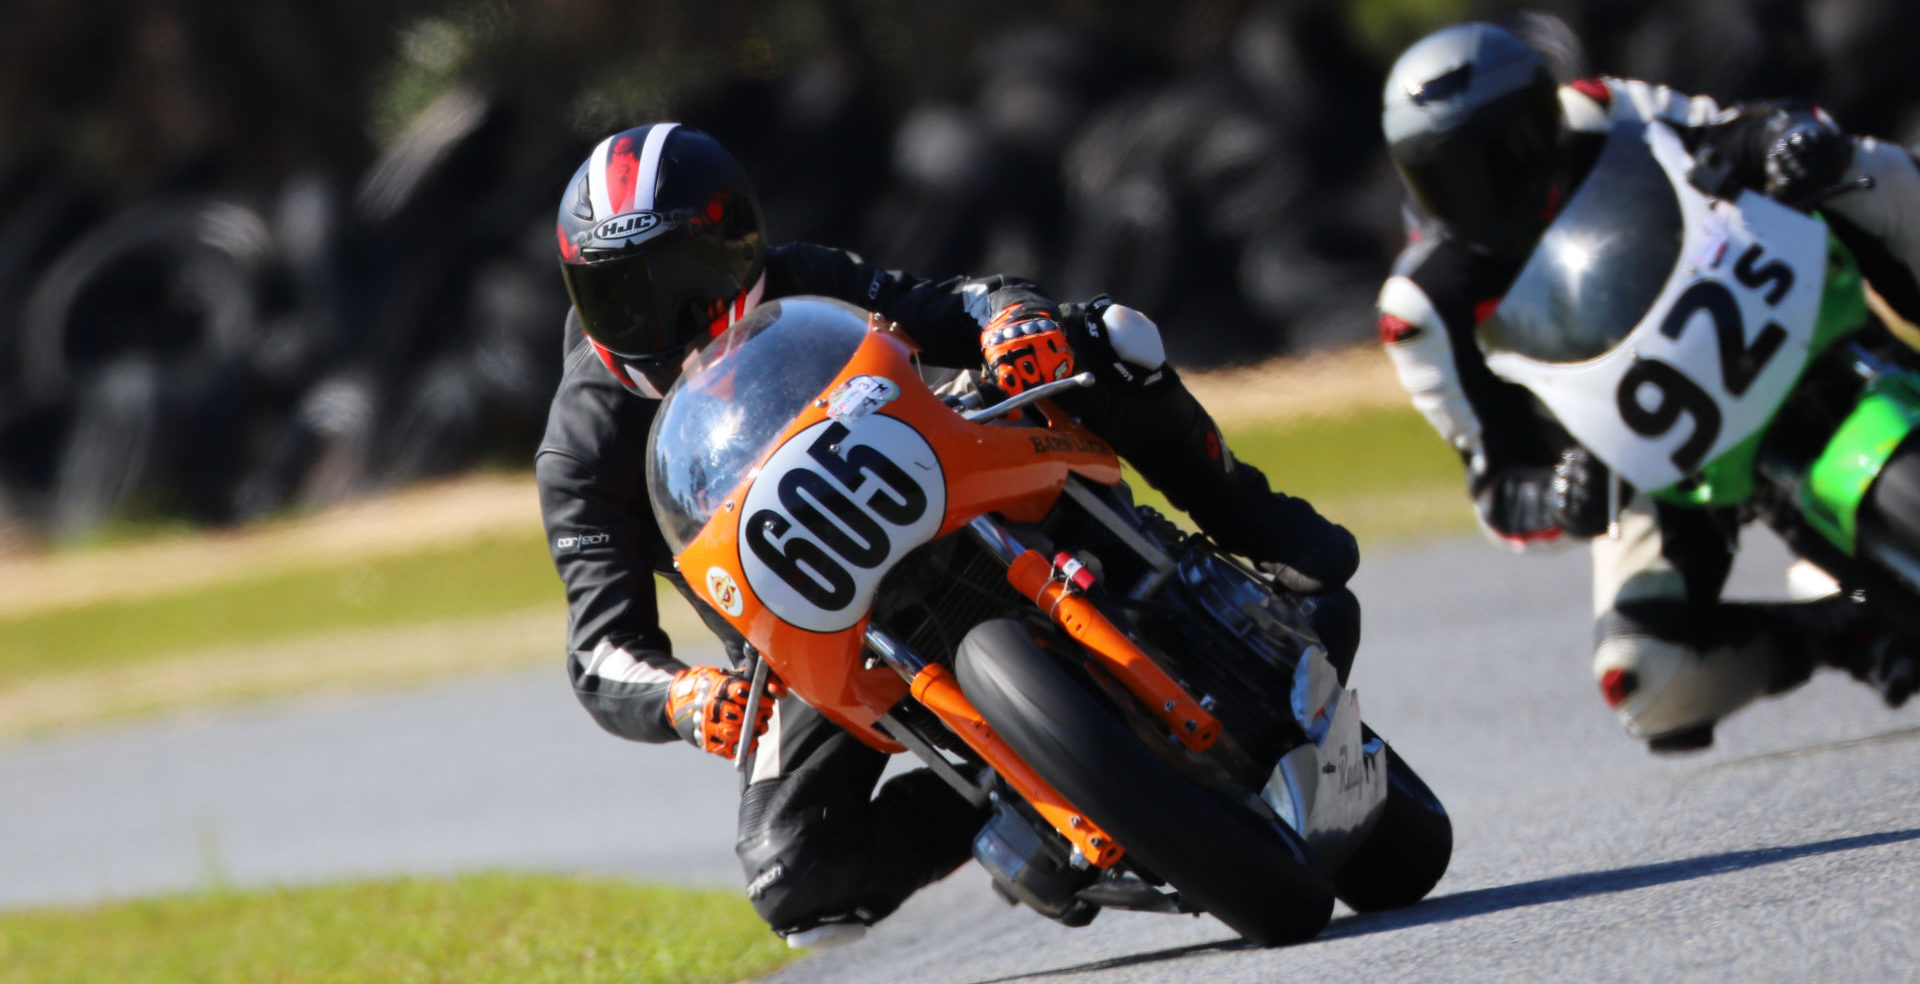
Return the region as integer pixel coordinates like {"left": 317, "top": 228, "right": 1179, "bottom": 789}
{"left": 556, "top": 124, "right": 768, "bottom": 397}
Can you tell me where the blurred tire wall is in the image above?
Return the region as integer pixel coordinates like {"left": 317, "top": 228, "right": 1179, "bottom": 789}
{"left": 0, "top": 0, "right": 1913, "bottom": 540}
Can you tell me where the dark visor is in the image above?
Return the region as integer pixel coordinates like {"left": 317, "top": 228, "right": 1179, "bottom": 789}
{"left": 1393, "top": 87, "right": 1561, "bottom": 257}
{"left": 562, "top": 233, "right": 752, "bottom": 361}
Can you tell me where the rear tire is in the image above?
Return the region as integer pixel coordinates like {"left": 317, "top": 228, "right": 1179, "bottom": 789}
{"left": 956, "top": 618, "right": 1334, "bottom": 946}
{"left": 1332, "top": 729, "right": 1452, "bottom": 912}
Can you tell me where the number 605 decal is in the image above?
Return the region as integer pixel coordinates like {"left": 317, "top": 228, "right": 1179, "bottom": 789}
{"left": 740, "top": 417, "right": 945, "bottom": 632}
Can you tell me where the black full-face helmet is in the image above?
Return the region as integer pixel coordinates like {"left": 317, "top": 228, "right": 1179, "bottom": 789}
{"left": 1382, "top": 23, "right": 1565, "bottom": 259}
{"left": 556, "top": 123, "right": 767, "bottom": 397}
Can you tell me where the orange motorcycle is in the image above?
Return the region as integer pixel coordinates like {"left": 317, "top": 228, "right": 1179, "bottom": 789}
{"left": 648, "top": 296, "right": 1451, "bottom": 945}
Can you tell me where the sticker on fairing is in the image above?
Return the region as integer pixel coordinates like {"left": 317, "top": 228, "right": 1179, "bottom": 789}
{"left": 825, "top": 374, "right": 899, "bottom": 423}
{"left": 738, "top": 416, "right": 945, "bottom": 632}
{"left": 705, "top": 567, "right": 745, "bottom": 617}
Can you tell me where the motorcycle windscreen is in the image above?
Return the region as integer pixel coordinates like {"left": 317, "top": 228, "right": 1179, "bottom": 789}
{"left": 1479, "top": 119, "right": 1684, "bottom": 365}
{"left": 647, "top": 296, "right": 872, "bottom": 553}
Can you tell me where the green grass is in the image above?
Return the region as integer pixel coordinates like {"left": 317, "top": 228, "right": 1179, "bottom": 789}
{"left": 0, "top": 874, "right": 797, "bottom": 984}
{"left": 1229, "top": 405, "right": 1469, "bottom": 530}
{"left": 1130, "top": 403, "right": 1474, "bottom": 545}
{"left": 0, "top": 529, "right": 562, "bottom": 688}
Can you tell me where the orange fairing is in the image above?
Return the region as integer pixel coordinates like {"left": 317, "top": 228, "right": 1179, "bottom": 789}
{"left": 673, "top": 325, "right": 1122, "bottom": 749}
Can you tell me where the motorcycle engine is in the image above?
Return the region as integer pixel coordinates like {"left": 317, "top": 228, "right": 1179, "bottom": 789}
{"left": 1175, "top": 548, "right": 1326, "bottom": 671}
{"left": 972, "top": 798, "right": 1096, "bottom": 924}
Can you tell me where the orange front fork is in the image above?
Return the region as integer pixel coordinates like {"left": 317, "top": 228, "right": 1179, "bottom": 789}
{"left": 1005, "top": 550, "right": 1221, "bottom": 752}
{"left": 908, "top": 664, "right": 1125, "bottom": 869}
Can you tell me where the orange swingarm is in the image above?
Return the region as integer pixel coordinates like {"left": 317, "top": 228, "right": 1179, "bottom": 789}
{"left": 908, "top": 664, "right": 1124, "bottom": 868}
{"left": 1006, "top": 551, "right": 1221, "bottom": 752}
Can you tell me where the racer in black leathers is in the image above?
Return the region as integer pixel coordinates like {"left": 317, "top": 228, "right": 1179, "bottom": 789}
{"left": 537, "top": 124, "right": 1359, "bottom": 943}
{"left": 1378, "top": 23, "right": 1920, "bottom": 753}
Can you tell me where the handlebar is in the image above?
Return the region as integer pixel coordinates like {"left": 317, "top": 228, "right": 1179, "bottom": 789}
{"left": 961, "top": 371, "right": 1097, "bottom": 423}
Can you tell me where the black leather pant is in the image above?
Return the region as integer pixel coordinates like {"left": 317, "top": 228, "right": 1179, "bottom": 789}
{"left": 734, "top": 700, "right": 988, "bottom": 933}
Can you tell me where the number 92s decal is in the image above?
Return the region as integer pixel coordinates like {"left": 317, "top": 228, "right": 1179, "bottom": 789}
{"left": 739, "top": 416, "right": 945, "bottom": 632}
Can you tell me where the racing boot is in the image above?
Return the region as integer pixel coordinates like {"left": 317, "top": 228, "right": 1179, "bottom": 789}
{"left": 1829, "top": 629, "right": 1919, "bottom": 708}
{"left": 1306, "top": 586, "right": 1362, "bottom": 684}
{"left": 1782, "top": 590, "right": 1918, "bottom": 707}
{"left": 1864, "top": 636, "right": 1916, "bottom": 707}
{"left": 1596, "top": 597, "right": 1834, "bottom": 754}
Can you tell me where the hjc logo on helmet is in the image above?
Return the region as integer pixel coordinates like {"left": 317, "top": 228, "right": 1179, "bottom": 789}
{"left": 592, "top": 211, "right": 664, "bottom": 245}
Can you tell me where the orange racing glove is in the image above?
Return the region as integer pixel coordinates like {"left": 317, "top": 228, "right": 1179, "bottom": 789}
{"left": 981, "top": 306, "right": 1075, "bottom": 396}
{"left": 665, "top": 666, "right": 787, "bottom": 759}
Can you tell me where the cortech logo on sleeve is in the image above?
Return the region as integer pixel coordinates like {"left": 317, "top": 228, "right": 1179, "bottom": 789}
{"left": 555, "top": 532, "right": 612, "bottom": 552}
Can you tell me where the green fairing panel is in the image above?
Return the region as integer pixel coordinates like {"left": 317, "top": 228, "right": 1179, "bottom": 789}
{"left": 1657, "top": 429, "right": 1762, "bottom": 506}
{"left": 1654, "top": 231, "right": 1869, "bottom": 508}
{"left": 1801, "top": 374, "right": 1920, "bottom": 553}
{"left": 1810, "top": 230, "right": 1870, "bottom": 351}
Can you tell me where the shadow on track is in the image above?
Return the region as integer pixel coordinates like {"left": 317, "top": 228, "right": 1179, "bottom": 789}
{"left": 967, "top": 827, "right": 1920, "bottom": 982}
{"left": 1324, "top": 826, "right": 1920, "bottom": 941}
{"left": 1713, "top": 725, "right": 1920, "bottom": 769}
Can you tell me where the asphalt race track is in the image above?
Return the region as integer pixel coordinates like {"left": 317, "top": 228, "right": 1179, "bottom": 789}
{"left": 5, "top": 532, "right": 1918, "bottom": 982}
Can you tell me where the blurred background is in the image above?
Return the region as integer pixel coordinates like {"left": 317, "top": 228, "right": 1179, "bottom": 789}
{"left": 2, "top": 0, "right": 1918, "bottom": 545}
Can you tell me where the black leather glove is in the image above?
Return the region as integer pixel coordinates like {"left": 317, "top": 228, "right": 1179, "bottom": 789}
{"left": 1691, "top": 105, "right": 1854, "bottom": 208}
{"left": 1549, "top": 447, "right": 1623, "bottom": 539}
{"left": 1761, "top": 109, "right": 1853, "bottom": 206}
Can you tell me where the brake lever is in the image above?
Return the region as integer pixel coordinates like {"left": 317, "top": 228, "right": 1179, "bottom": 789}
{"left": 1786, "top": 175, "right": 1875, "bottom": 213}
{"left": 961, "top": 371, "right": 1096, "bottom": 423}
{"left": 735, "top": 647, "right": 771, "bottom": 781}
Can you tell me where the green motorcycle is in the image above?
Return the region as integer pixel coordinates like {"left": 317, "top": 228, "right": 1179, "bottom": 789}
{"left": 1480, "top": 116, "right": 1920, "bottom": 634}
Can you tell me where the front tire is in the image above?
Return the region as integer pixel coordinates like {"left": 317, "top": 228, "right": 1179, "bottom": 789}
{"left": 955, "top": 619, "right": 1335, "bottom": 946}
{"left": 1332, "top": 730, "right": 1452, "bottom": 912}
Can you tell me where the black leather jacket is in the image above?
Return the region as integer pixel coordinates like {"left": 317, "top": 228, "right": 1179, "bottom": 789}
{"left": 535, "top": 241, "right": 1071, "bottom": 742}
